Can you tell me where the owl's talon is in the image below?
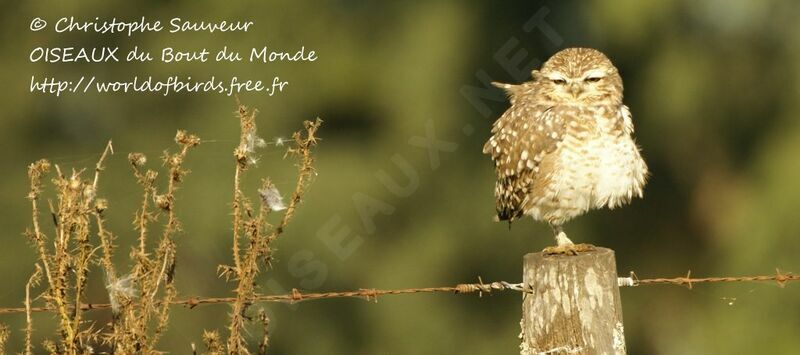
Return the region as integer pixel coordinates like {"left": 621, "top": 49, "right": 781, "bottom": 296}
{"left": 542, "top": 243, "right": 595, "bottom": 256}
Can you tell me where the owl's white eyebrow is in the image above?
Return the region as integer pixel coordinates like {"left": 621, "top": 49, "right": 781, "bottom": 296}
{"left": 546, "top": 73, "right": 568, "bottom": 81}
{"left": 583, "top": 70, "right": 606, "bottom": 79}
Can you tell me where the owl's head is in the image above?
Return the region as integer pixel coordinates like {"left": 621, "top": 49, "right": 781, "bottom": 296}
{"left": 533, "top": 48, "right": 623, "bottom": 105}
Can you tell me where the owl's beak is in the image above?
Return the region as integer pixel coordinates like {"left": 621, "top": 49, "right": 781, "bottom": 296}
{"left": 569, "top": 83, "right": 583, "bottom": 98}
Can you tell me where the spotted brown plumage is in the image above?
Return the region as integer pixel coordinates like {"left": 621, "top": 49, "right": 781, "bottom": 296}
{"left": 483, "top": 48, "right": 648, "bottom": 253}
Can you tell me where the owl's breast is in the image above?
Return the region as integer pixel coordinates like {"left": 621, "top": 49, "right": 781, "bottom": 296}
{"left": 589, "top": 132, "right": 647, "bottom": 208}
{"left": 548, "top": 106, "right": 647, "bottom": 210}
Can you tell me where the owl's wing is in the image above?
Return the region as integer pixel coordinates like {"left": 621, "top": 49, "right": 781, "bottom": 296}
{"left": 483, "top": 102, "right": 567, "bottom": 223}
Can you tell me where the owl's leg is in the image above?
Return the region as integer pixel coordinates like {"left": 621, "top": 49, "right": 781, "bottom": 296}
{"left": 552, "top": 225, "right": 573, "bottom": 246}
{"left": 542, "top": 224, "right": 595, "bottom": 256}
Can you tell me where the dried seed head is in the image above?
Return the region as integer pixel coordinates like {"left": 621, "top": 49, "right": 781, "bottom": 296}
{"left": 106, "top": 274, "right": 137, "bottom": 314}
{"left": 234, "top": 105, "right": 267, "bottom": 169}
{"left": 144, "top": 170, "right": 158, "bottom": 184}
{"left": 128, "top": 152, "right": 147, "bottom": 168}
{"left": 175, "top": 130, "right": 201, "bottom": 147}
{"left": 43, "top": 340, "right": 57, "bottom": 353}
{"left": 69, "top": 177, "right": 82, "bottom": 191}
{"left": 234, "top": 146, "right": 248, "bottom": 161}
{"left": 154, "top": 194, "right": 172, "bottom": 210}
{"left": 95, "top": 198, "right": 108, "bottom": 213}
{"left": 27, "top": 159, "right": 51, "bottom": 179}
{"left": 169, "top": 154, "right": 183, "bottom": 167}
{"left": 203, "top": 330, "right": 222, "bottom": 352}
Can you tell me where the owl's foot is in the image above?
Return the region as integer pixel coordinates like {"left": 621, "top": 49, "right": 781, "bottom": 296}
{"left": 544, "top": 229, "right": 594, "bottom": 255}
{"left": 542, "top": 243, "right": 596, "bottom": 256}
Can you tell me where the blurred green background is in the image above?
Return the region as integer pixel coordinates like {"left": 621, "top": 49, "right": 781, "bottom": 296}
{"left": 2, "top": 0, "right": 800, "bottom": 353}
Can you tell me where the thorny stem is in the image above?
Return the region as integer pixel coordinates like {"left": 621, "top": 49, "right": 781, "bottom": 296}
{"left": 270, "top": 118, "right": 321, "bottom": 241}
{"left": 232, "top": 167, "right": 243, "bottom": 273}
{"left": 25, "top": 264, "right": 42, "bottom": 355}
{"left": 51, "top": 166, "right": 75, "bottom": 352}
{"left": 126, "top": 152, "right": 158, "bottom": 351}
{"left": 227, "top": 101, "right": 261, "bottom": 353}
{"left": 147, "top": 131, "right": 199, "bottom": 349}
{"left": 71, "top": 141, "right": 112, "bottom": 350}
{"left": 26, "top": 161, "right": 55, "bottom": 305}
{"left": 93, "top": 141, "right": 113, "bottom": 190}
{"left": 258, "top": 309, "right": 270, "bottom": 355}
{"left": 228, "top": 187, "right": 270, "bottom": 353}
{"left": 26, "top": 160, "right": 76, "bottom": 353}
{"left": 71, "top": 235, "right": 90, "bottom": 352}
{"left": 230, "top": 101, "right": 254, "bottom": 277}
{"left": 129, "top": 152, "right": 156, "bottom": 265}
{"left": 95, "top": 212, "right": 117, "bottom": 287}
{"left": 138, "top": 193, "right": 149, "bottom": 256}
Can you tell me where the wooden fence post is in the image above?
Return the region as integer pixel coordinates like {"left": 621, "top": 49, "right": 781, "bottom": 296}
{"left": 520, "top": 247, "right": 626, "bottom": 354}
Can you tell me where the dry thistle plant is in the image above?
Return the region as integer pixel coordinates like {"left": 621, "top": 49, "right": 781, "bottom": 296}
{"left": 105, "top": 130, "right": 201, "bottom": 354}
{"left": 16, "top": 101, "right": 321, "bottom": 354}
{"left": 23, "top": 130, "right": 200, "bottom": 354}
{"left": 217, "top": 102, "right": 322, "bottom": 354}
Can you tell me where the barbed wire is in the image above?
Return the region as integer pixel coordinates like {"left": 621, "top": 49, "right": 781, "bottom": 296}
{"left": 0, "top": 271, "right": 796, "bottom": 315}
{"left": 618, "top": 269, "right": 799, "bottom": 289}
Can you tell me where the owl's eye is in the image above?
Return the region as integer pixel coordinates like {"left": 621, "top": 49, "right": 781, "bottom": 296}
{"left": 552, "top": 78, "right": 567, "bottom": 85}
{"left": 584, "top": 76, "right": 602, "bottom": 83}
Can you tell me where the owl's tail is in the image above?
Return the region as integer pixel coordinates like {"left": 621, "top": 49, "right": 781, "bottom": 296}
{"left": 494, "top": 173, "right": 526, "bottom": 217}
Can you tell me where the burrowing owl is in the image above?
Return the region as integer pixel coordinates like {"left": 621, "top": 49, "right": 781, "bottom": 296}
{"left": 483, "top": 48, "right": 648, "bottom": 254}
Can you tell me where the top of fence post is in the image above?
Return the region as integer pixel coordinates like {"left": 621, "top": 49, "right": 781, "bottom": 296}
{"left": 520, "top": 247, "right": 626, "bottom": 355}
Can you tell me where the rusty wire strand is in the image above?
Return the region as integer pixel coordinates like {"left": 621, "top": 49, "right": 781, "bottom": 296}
{"left": 1, "top": 271, "right": 797, "bottom": 315}
{"left": 619, "top": 269, "right": 799, "bottom": 289}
